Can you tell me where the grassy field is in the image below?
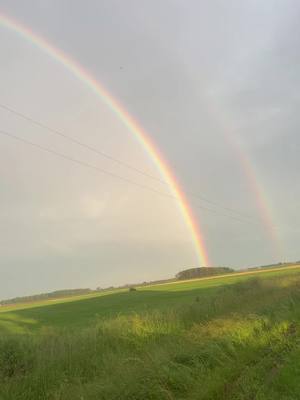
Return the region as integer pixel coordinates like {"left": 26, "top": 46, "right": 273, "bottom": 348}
{"left": 1, "top": 266, "right": 300, "bottom": 399}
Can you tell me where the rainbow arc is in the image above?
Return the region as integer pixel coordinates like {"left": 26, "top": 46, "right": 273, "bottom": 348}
{"left": 0, "top": 12, "right": 210, "bottom": 267}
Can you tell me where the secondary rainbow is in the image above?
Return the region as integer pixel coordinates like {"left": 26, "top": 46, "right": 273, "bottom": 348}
{"left": 226, "top": 134, "right": 282, "bottom": 258}
{"left": 201, "top": 98, "right": 282, "bottom": 259}
{"left": 0, "top": 12, "right": 210, "bottom": 267}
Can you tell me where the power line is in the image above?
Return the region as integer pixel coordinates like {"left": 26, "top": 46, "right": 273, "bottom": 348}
{"left": 0, "top": 128, "right": 261, "bottom": 226}
{"left": 0, "top": 103, "right": 165, "bottom": 184}
{"left": 0, "top": 102, "right": 255, "bottom": 222}
{"left": 0, "top": 129, "right": 172, "bottom": 198}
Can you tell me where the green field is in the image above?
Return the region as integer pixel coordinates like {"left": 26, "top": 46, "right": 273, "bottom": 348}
{"left": 1, "top": 266, "right": 300, "bottom": 399}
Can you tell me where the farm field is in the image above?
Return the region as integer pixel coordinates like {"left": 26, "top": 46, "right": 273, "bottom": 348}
{"left": 1, "top": 265, "right": 300, "bottom": 399}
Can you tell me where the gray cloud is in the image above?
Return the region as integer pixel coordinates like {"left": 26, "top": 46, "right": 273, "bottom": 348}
{"left": 0, "top": 0, "right": 299, "bottom": 297}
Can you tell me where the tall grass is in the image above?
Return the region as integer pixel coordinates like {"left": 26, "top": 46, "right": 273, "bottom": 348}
{"left": 1, "top": 274, "right": 300, "bottom": 399}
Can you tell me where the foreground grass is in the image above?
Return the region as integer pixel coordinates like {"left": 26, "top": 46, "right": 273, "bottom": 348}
{"left": 1, "top": 269, "right": 300, "bottom": 399}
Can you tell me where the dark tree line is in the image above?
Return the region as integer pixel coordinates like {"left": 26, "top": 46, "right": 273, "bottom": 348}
{"left": 175, "top": 267, "right": 234, "bottom": 280}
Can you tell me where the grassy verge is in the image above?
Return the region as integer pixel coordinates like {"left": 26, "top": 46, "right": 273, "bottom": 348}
{"left": 1, "top": 270, "right": 300, "bottom": 399}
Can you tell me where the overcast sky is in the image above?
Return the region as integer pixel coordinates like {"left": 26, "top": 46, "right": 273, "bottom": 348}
{"left": 0, "top": 0, "right": 299, "bottom": 298}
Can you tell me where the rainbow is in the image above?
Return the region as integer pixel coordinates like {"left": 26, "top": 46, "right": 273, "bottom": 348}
{"left": 227, "top": 135, "right": 281, "bottom": 257}
{"left": 204, "top": 101, "right": 282, "bottom": 259}
{"left": 0, "top": 12, "right": 210, "bottom": 267}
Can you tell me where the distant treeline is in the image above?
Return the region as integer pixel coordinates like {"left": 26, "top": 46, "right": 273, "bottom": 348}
{"left": 112, "top": 278, "right": 175, "bottom": 290}
{"left": 247, "top": 261, "right": 300, "bottom": 271}
{"left": 175, "top": 267, "right": 234, "bottom": 280}
{"left": 0, "top": 288, "right": 92, "bottom": 306}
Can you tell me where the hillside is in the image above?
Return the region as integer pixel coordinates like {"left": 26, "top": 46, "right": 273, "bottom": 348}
{"left": 0, "top": 267, "right": 232, "bottom": 307}
{"left": 3, "top": 263, "right": 298, "bottom": 308}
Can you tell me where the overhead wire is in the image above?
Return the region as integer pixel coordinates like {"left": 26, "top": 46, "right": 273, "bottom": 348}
{"left": 0, "top": 127, "right": 262, "bottom": 226}
{"left": 0, "top": 102, "right": 258, "bottom": 223}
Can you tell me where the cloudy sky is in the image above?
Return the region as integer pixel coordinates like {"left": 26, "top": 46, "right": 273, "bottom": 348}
{"left": 0, "top": 0, "right": 299, "bottom": 298}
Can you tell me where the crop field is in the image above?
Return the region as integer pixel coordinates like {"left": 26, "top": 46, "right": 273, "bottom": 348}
{"left": 1, "top": 266, "right": 300, "bottom": 399}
